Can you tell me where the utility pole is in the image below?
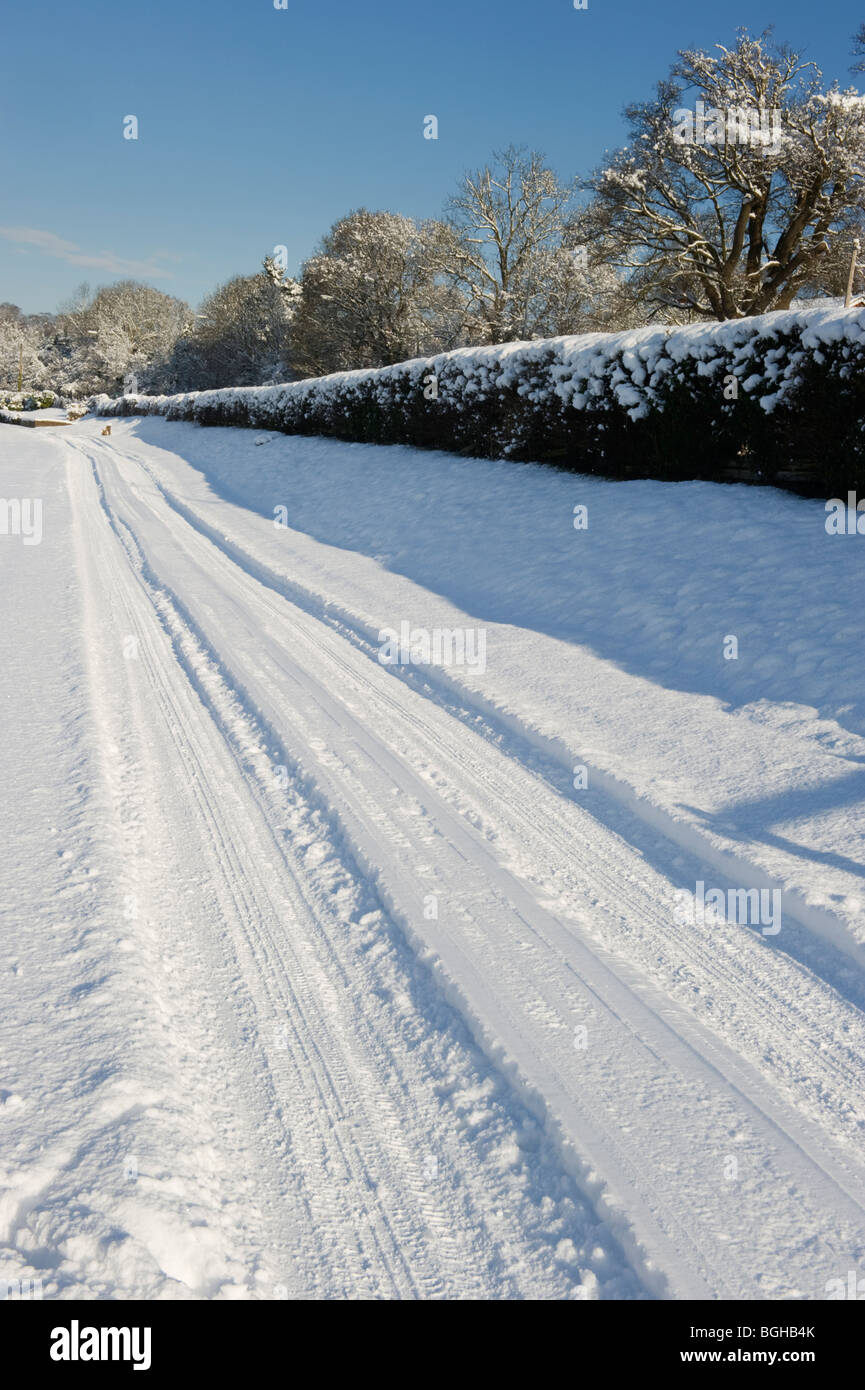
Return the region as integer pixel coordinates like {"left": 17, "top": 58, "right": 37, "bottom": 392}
{"left": 17, "top": 339, "right": 23, "bottom": 393}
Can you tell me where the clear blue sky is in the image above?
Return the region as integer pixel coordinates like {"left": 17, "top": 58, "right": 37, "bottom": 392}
{"left": 2, "top": 0, "right": 861, "bottom": 313}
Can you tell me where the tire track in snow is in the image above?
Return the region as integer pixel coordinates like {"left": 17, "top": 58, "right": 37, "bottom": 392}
{"left": 128, "top": 444, "right": 865, "bottom": 983}
{"left": 119, "top": 441, "right": 865, "bottom": 1117}
{"left": 64, "top": 437, "right": 643, "bottom": 1300}
{"left": 65, "top": 432, "right": 865, "bottom": 1300}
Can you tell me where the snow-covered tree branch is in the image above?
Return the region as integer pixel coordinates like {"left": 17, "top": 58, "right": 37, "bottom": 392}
{"left": 584, "top": 30, "right": 865, "bottom": 320}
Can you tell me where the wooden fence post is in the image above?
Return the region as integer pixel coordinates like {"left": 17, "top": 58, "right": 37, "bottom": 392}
{"left": 845, "top": 238, "right": 861, "bottom": 308}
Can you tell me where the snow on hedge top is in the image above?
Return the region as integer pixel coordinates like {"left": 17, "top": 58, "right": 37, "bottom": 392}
{"left": 95, "top": 303, "right": 865, "bottom": 425}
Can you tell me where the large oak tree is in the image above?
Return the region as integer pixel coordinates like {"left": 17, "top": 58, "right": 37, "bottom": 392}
{"left": 585, "top": 31, "right": 865, "bottom": 320}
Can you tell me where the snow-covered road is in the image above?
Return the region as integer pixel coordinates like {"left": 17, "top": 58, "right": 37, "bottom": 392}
{"left": 3, "top": 417, "right": 865, "bottom": 1301}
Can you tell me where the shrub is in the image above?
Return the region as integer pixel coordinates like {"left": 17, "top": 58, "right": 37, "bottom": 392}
{"left": 92, "top": 305, "right": 865, "bottom": 496}
{"left": 0, "top": 390, "right": 57, "bottom": 411}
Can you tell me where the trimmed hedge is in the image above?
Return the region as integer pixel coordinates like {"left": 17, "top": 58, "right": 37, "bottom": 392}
{"left": 93, "top": 306, "right": 865, "bottom": 496}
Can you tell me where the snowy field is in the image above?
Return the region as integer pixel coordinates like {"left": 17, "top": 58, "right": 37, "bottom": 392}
{"left": 2, "top": 414, "right": 865, "bottom": 1301}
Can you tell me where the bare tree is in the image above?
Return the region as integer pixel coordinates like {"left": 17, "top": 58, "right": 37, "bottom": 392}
{"left": 852, "top": 24, "right": 865, "bottom": 74}
{"left": 433, "top": 147, "right": 586, "bottom": 342}
{"left": 585, "top": 30, "right": 865, "bottom": 320}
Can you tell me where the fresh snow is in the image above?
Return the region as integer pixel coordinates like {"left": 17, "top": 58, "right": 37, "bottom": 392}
{"left": 2, "top": 415, "right": 865, "bottom": 1301}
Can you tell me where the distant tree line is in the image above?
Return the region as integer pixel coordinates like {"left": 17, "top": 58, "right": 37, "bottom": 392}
{"left": 3, "top": 29, "right": 864, "bottom": 399}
